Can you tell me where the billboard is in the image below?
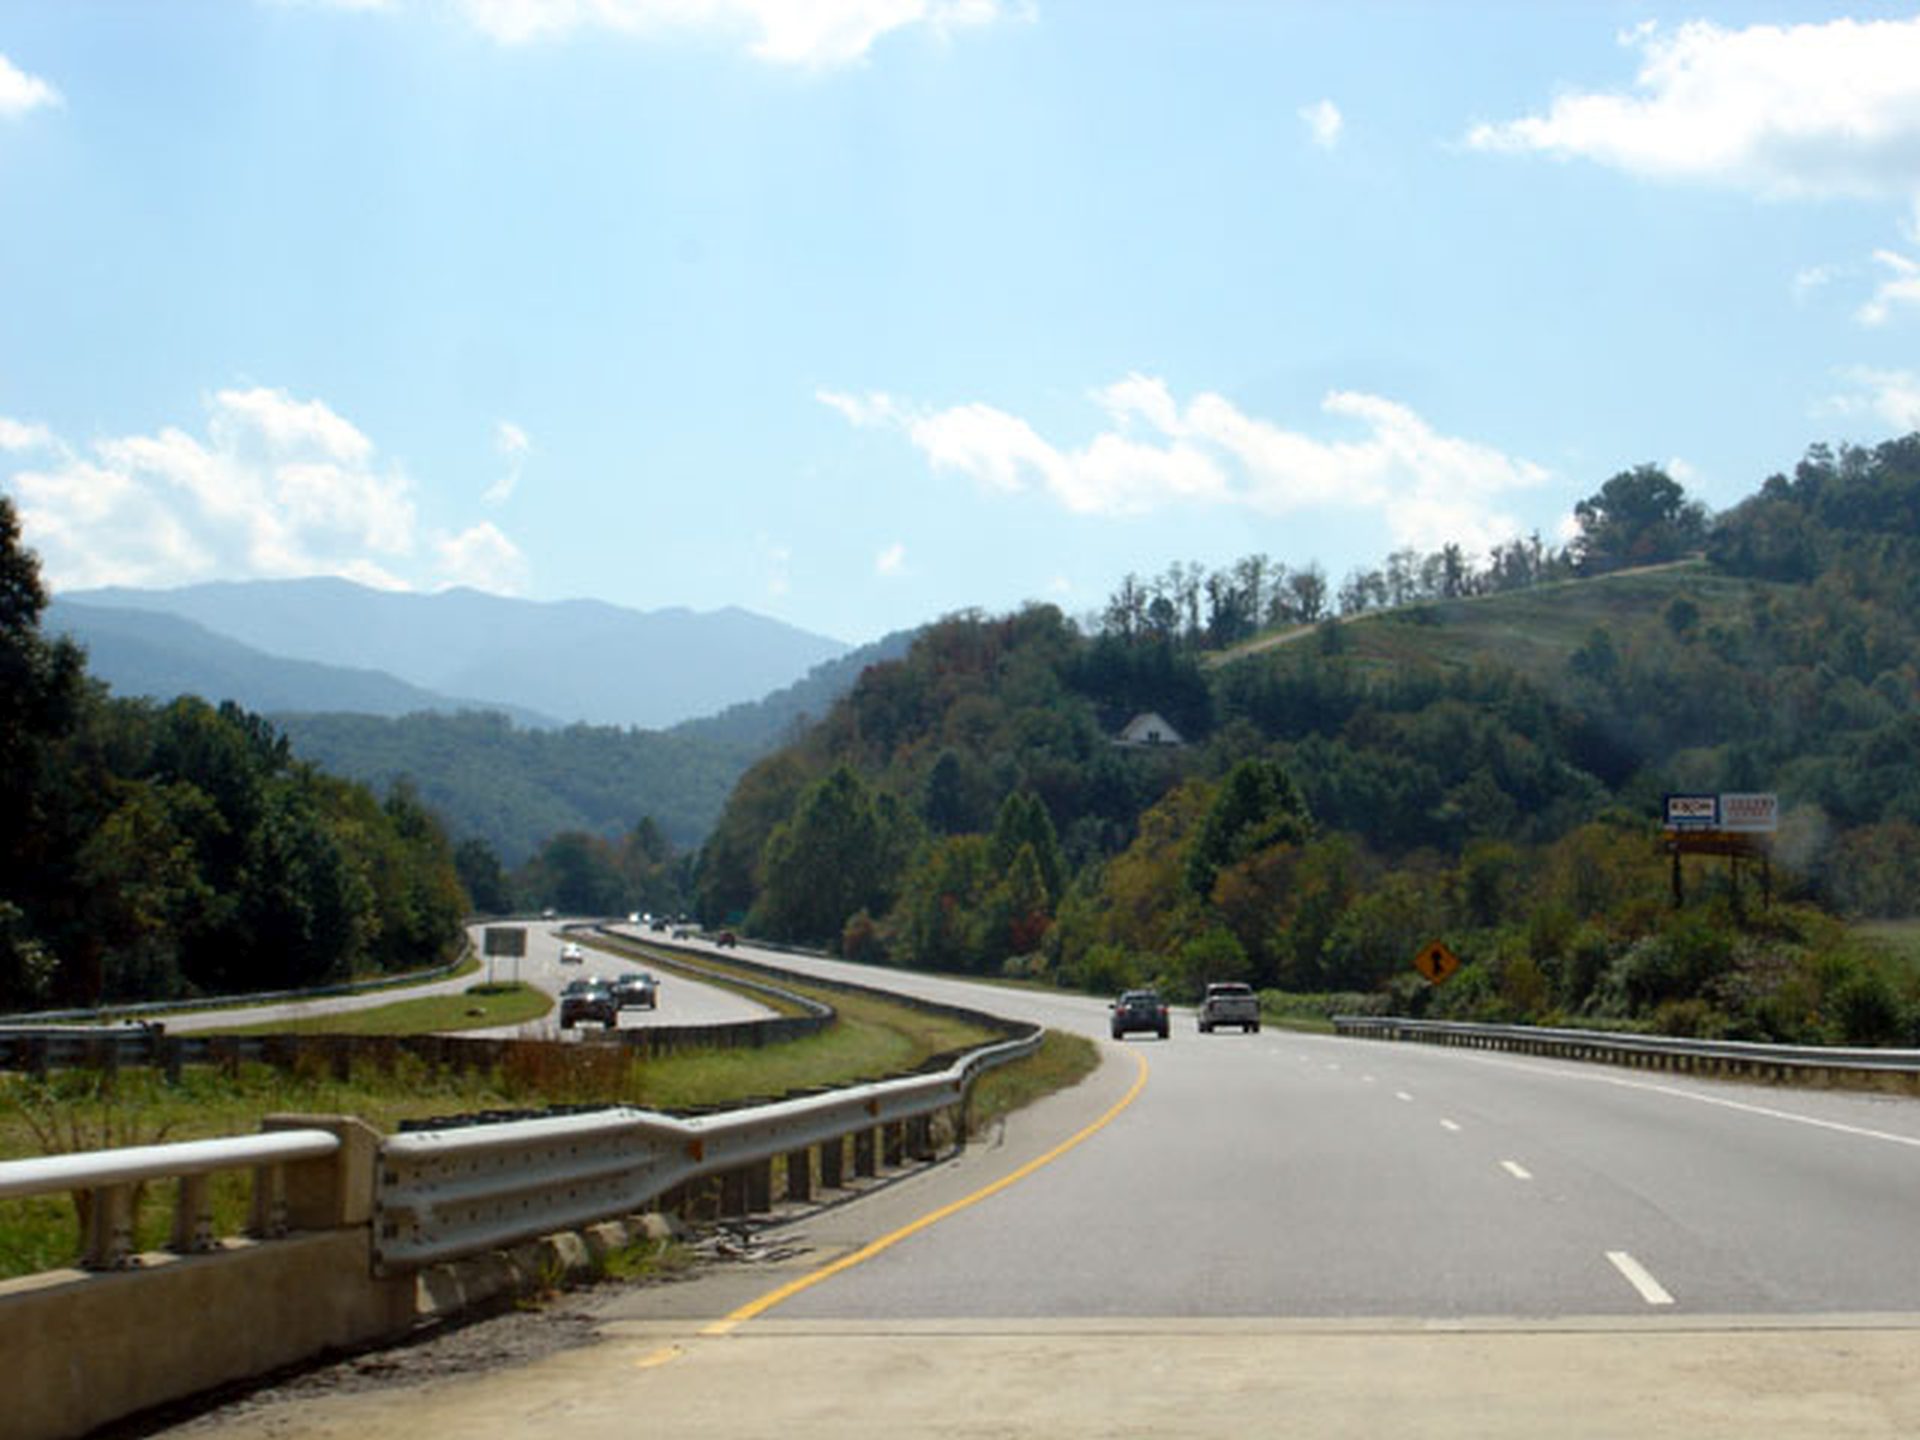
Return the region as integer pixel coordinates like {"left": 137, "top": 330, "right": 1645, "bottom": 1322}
{"left": 1663, "top": 794, "right": 1719, "bottom": 831}
{"left": 483, "top": 925, "right": 527, "bottom": 957}
{"left": 1663, "top": 793, "right": 1778, "bottom": 834}
{"left": 1719, "top": 793, "right": 1779, "bottom": 833}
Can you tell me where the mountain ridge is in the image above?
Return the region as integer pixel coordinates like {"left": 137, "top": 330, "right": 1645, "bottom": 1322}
{"left": 57, "top": 577, "right": 850, "bottom": 729}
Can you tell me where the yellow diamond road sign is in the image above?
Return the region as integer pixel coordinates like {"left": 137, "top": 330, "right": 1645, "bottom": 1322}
{"left": 1414, "top": 940, "right": 1460, "bottom": 985}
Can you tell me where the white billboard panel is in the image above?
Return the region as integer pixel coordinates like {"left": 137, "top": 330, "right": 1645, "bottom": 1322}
{"left": 1664, "top": 794, "right": 1719, "bottom": 830}
{"left": 1719, "top": 793, "right": 1779, "bottom": 833}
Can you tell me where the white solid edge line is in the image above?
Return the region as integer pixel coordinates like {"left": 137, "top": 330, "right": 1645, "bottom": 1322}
{"left": 1608, "top": 1250, "right": 1675, "bottom": 1306}
{"left": 1500, "top": 1160, "right": 1532, "bottom": 1180}
{"left": 1433, "top": 1050, "right": 1920, "bottom": 1153}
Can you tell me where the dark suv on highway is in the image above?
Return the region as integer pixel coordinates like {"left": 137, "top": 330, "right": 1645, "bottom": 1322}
{"left": 559, "top": 978, "right": 618, "bottom": 1029}
{"left": 1111, "top": 988, "right": 1170, "bottom": 1040}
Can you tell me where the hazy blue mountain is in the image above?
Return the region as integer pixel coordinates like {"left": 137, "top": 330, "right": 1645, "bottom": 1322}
{"left": 267, "top": 632, "right": 921, "bottom": 863}
{"left": 60, "top": 578, "right": 851, "bottom": 728}
{"left": 46, "top": 600, "right": 559, "bottom": 727}
{"left": 672, "top": 627, "right": 919, "bottom": 750}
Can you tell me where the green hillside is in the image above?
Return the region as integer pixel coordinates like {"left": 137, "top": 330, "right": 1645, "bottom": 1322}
{"left": 695, "top": 437, "right": 1920, "bottom": 1046}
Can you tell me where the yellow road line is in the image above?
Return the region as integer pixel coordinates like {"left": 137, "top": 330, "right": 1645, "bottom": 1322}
{"left": 700, "top": 1047, "right": 1151, "bottom": 1337}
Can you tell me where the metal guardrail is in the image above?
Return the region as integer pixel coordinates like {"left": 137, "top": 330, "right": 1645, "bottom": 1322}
{"left": 1333, "top": 1015, "right": 1920, "bottom": 1082}
{"left": 374, "top": 1030, "right": 1039, "bottom": 1271}
{"left": 2, "top": 937, "right": 1043, "bottom": 1280}
{"left": 0, "top": 949, "right": 472, "bottom": 1027}
{"left": 0, "top": 1128, "right": 341, "bottom": 1269}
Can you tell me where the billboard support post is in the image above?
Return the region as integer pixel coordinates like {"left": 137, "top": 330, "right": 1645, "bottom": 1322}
{"left": 1662, "top": 794, "right": 1777, "bottom": 909}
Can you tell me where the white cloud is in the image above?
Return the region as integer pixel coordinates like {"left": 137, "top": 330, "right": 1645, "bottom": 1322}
{"left": 816, "top": 388, "right": 906, "bottom": 428}
{"left": 0, "top": 417, "right": 54, "bottom": 453}
{"left": 758, "top": 537, "right": 792, "bottom": 597}
{"left": 1299, "top": 98, "right": 1343, "bottom": 149}
{"left": 452, "top": 0, "right": 1010, "bottom": 66}
{"left": 2, "top": 387, "right": 524, "bottom": 594}
{"left": 1827, "top": 367, "right": 1920, "bottom": 431}
{"left": 0, "top": 53, "right": 62, "bottom": 117}
{"left": 1467, "top": 16, "right": 1920, "bottom": 201}
{"left": 875, "top": 541, "right": 907, "bottom": 577}
{"left": 434, "top": 521, "right": 528, "bottom": 592}
{"left": 821, "top": 374, "right": 1547, "bottom": 555}
{"left": 1792, "top": 264, "right": 1838, "bottom": 302}
{"left": 485, "top": 419, "right": 530, "bottom": 505}
{"left": 1859, "top": 248, "right": 1920, "bottom": 327}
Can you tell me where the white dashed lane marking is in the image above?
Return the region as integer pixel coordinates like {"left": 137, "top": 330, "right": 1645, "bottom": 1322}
{"left": 1607, "top": 1250, "right": 1676, "bottom": 1306}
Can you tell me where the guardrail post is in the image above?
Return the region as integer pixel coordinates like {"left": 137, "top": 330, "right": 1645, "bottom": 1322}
{"left": 211, "top": 1035, "right": 242, "bottom": 1080}
{"left": 81, "top": 1183, "right": 137, "bottom": 1269}
{"left": 88, "top": 1031, "right": 120, "bottom": 1080}
{"left": 883, "top": 1121, "right": 905, "bottom": 1168}
{"left": 853, "top": 1127, "right": 877, "bottom": 1179}
{"left": 262, "top": 1114, "right": 381, "bottom": 1229}
{"left": 819, "top": 1135, "right": 845, "bottom": 1189}
{"left": 171, "top": 1174, "right": 217, "bottom": 1253}
{"left": 22, "top": 1033, "right": 48, "bottom": 1079}
{"left": 784, "top": 1148, "right": 813, "bottom": 1204}
{"left": 907, "top": 1115, "right": 933, "bottom": 1161}
{"left": 745, "top": 1159, "right": 773, "bottom": 1213}
{"left": 719, "top": 1167, "right": 750, "bottom": 1217}
{"left": 248, "top": 1162, "right": 288, "bottom": 1238}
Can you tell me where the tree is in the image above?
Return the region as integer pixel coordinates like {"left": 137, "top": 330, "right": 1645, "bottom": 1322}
{"left": 0, "top": 496, "right": 87, "bottom": 1003}
{"left": 455, "top": 837, "right": 512, "bottom": 913}
{"left": 1572, "top": 464, "right": 1708, "bottom": 575}
{"left": 989, "top": 790, "right": 1065, "bottom": 907}
{"left": 754, "top": 765, "right": 888, "bottom": 944}
{"left": 1286, "top": 564, "right": 1328, "bottom": 623}
{"left": 1185, "top": 758, "right": 1314, "bottom": 900}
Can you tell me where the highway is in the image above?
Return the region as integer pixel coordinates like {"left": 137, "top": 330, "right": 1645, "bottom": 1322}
{"left": 169, "top": 935, "right": 1920, "bottom": 1438}
{"left": 157, "top": 920, "right": 772, "bottom": 1037}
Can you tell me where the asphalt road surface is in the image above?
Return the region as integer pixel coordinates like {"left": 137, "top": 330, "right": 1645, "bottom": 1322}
{"left": 157, "top": 921, "right": 772, "bottom": 1037}
{"left": 170, "top": 935, "right": 1920, "bottom": 1438}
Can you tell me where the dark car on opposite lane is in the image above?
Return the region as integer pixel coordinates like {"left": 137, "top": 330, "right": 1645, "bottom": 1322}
{"left": 1111, "top": 988, "right": 1170, "bottom": 1040}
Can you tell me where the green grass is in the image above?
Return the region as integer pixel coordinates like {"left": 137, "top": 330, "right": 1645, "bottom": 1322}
{"left": 966, "top": 1030, "right": 1099, "bottom": 1129}
{"left": 0, "top": 961, "right": 1067, "bottom": 1278}
{"left": 212, "top": 981, "right": 551, "bottom": 1036}
{"left": 1854, "top": 920, "right": 1920, "bottom": 972}
{"left": 1213, "top": 560, "right": 1784, "bottom": 694}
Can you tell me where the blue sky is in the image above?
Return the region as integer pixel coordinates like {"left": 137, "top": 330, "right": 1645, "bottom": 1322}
{"left": 4, "top": 1, "right": 1920, "bottom": 646}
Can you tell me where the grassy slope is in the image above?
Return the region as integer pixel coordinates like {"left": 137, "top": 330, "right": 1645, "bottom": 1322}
{"left": 1209, "top": 560, "right": 1769, "bottom": 690}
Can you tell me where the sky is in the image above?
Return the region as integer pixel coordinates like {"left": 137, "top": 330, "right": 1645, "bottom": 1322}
{"left": 4, "top": 1, "right": 1920, "bottom": 647}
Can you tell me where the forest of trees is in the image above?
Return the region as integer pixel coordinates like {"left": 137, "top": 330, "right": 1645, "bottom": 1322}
{"left": 1090, "top": 462, "right": 1710, "bottom": 654}
{"left": 692, "top": 446, "right": 1920, "bottom": 1045}
{"left": 0, "top": 497, "right": 469, "bottom": 1012}
{"left": 10, "top": 437, "right": 1920, "bottom": 1043}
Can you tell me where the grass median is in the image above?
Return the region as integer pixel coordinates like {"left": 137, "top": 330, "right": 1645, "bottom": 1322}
{"left": 0, "top": 952, "right": 1098, "bottom": 1278}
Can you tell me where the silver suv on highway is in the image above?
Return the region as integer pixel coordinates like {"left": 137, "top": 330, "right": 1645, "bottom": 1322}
{"left": 1198, "top": 981, "right": 1260, "bottom": 1034}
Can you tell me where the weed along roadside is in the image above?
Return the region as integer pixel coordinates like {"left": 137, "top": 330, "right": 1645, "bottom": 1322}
{"left": 0, "top": 944, "right": 1093, "bottom": 1283}
{"left": 0, "top": 937, "right": 1100, "bottom": 1440}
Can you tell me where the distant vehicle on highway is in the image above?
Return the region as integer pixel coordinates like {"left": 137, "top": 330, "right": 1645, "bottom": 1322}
{"left": 1198, "top": 981, "right": 1260, "bottom": 1034}
{"left": 611, "top": 972, "right": 658, "bottom": 1009}
{"left": 560, "top": 942, "right": 585, "bottom": 964}
{"left": 1110, "top": 988, "right": 1170, "bottom": 1040}
{"left": 558, "top": 978, "right": 617, "bottom": 1029}
{"left": 717, "top": 930, "right": 738, "bottom": 948}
